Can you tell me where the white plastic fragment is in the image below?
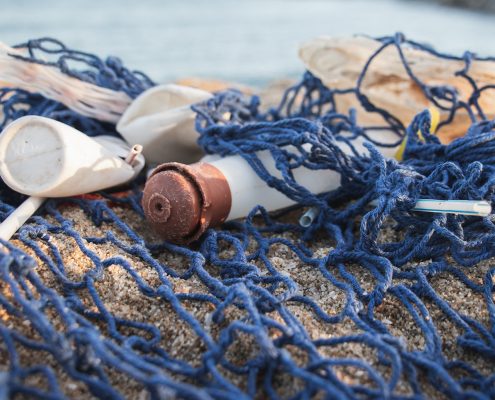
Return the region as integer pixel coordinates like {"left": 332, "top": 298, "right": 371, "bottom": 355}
{"left": 0, "top": 116, "right": 143, "bottom": 197}
{"left": 117, "top": 84, "right": 213, "bottom": 164}
{"left": 0, "top": 116, "right": 145, "bottom": 240}
{"left": 0, "top": 196, "right": 45, "bottom": 241}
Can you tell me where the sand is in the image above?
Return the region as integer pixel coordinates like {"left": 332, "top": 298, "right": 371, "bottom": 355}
{"left": 0, "top": 201, "right": 493, "bottom": 399}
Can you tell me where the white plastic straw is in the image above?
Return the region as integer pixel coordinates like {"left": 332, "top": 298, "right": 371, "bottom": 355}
{"left": 412, "top": 199, "right": 492, "bottom": 217}
{"left": 124, "top": 144, "right": 144, "bottom": 166}
{"left": 299, "top": 207, "right": 320, "bottom": 227}
{"left": 0, "top": 196, "right": 45, "bottom": 241}
{"left": 299, "top": 199, "right": 492, "bottom": 227}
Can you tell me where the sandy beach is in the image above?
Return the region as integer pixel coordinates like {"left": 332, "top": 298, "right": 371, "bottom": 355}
{"left": 4, "top": 200, "right": 493, "bottom": 398}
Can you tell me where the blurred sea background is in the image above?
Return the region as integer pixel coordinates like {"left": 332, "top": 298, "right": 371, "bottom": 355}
{"left": 0, "top": 0, "right": 494, "bottom": 86}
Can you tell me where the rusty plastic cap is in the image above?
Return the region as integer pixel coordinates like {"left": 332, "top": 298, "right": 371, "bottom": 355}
{"left": 142, "top": 162, "right": 232, "bottom": 244}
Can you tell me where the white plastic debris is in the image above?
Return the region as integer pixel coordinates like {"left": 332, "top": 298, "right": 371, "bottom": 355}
{"left": 0, "top": 116, "right": 145, "bottom": 240}
{"left": 299, "top": 199, "right": 492, "bottom": 229}
{"left": 203, "top": 130, "right": 400, "bottom": 221}
{"left": 117, "top": 84, "right": 212, "bottom": 164}
{"left": 0, "top": 196, "right": 45, "bottom": 241}
{"left": 0, "top": 116, "right": 143, "bottom": 197}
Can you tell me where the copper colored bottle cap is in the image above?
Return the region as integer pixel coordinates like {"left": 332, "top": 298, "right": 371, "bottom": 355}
{"left": 142, "top": 162, "right": 232, "bottom": 244}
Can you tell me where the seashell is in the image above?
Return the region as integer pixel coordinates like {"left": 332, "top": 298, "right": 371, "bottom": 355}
{"left": 117, "top": 84, "right": 212, "bottom": 164}
{"left": 299, "top": 36, "right": 495, "bottom": 143}
{"left": 0, "top": 116, "right": 144, "bottom": 197}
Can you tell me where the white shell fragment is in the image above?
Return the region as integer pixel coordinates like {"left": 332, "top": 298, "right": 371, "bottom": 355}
{"left": 299, "top": 36, "right": 495, "bottom": 142}
{"left": 0, "top": 116, "right": 144, "bottom": 197}
{"left": 0, "top": 42, "right": 131, "bottom": 123}
{"left": 117, "top": 84, "right": 212, "bottom": 164}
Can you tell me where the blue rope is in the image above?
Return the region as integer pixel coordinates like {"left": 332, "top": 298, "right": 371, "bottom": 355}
{"left": 1, "top": 34, "right": 495, "bottom": 399}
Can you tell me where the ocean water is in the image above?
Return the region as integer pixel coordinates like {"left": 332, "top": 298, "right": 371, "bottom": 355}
{"left": 0, "top": 0, "right": 494, "bottom": 85}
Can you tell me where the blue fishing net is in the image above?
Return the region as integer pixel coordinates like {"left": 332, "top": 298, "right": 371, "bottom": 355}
{"left": 0, "top": 34, "right": 494, "bottom": 399}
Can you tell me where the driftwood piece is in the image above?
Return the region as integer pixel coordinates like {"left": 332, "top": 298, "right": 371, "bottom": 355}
{"left": 0, "top": 43, "right": 131, "bottom": 123}
{"left": 299, "top": 36, "right": 495, "bottom": 143}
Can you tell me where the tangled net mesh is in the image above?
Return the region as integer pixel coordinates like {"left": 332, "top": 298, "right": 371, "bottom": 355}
{"left": 0, "top": 34, "right": 494, "bottom": 399}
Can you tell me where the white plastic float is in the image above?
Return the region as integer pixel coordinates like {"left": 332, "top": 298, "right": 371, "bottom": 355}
{"left": 142, "top": 128, "right": 402, "bottom": 243}
{"left": 0, "top": 116, "right": 144, "bottom": 240}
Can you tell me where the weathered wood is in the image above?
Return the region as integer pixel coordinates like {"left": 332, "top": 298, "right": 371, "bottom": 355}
{"left": 0, "top": 43, "right": 131, "bottom": 123}
{"left": 299, "top": 36, "right": 495, "bottom": 143}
